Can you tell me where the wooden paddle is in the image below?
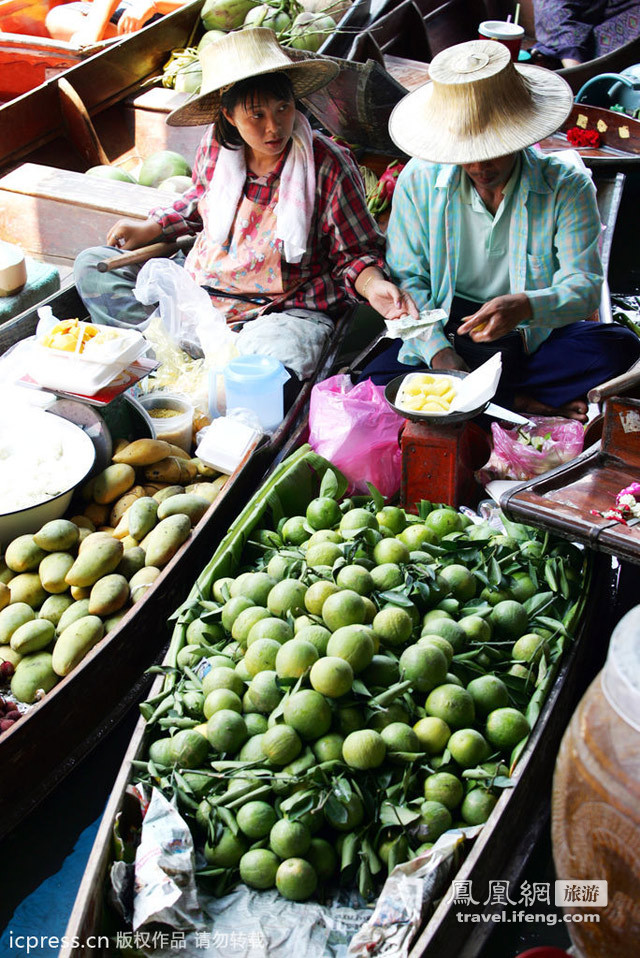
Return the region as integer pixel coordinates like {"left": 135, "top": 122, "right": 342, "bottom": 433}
{"left": 588, "top": 361, "right": 640, "bottom": 403}
{"left": 97, "top": 235, "right": 195, "bottom": 272}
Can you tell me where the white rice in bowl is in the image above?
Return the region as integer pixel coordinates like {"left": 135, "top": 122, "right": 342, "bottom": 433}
{"left": 0, "top": 410, "right": 93, "bottom": 515}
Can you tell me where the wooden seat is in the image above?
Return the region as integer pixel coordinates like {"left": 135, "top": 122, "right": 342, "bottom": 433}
{"left": 0, "top": 162, "right": 167, "bottom": 266}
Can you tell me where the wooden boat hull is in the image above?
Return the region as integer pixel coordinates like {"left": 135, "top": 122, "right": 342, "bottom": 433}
{"left": 0, "top": 283, "right": 353, "bottom": 839}
{"left": 0, "top": 0, "right": 121, "bottom": 102}
{"left": 0, "top": 0, "right": 205, "bottom": 172}
{"left": 60, "top": 438, "right": 614, "bottom": 958}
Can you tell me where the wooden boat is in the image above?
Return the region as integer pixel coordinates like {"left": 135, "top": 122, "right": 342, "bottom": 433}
{"left": 322, "top": 0, "right": 640, "bottom": 114}
{"left": 0, "top": 284, "right": 354, "bottom": 839}
{"left": 0, "top": 0, "right": 206, "bottom": 174}
{"left": 60, "top": 434, "right": 616, "bottom": 958}
{"left": 0, "top": 0, "right": 118, "bottom": 103}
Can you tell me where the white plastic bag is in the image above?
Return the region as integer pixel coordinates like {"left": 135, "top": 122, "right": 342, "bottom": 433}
{"left": 134, "top": 258, "right": 233, "bottom": 360}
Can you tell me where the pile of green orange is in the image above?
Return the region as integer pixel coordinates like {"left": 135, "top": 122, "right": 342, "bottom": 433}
{"left": 136, "top": 484, "right": 583, "bottom": 902}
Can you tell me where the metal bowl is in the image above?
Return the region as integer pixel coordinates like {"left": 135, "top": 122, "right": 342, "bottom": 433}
{"left": 385, "top": 370, "right": 489, "bottom": 425}
{"left": 0, "top": 408, "right": 96, "bottom": 546}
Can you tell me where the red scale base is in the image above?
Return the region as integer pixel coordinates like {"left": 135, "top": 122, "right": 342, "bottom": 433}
{"left": 400, "top": 419, "right": 490, "bottom": 512}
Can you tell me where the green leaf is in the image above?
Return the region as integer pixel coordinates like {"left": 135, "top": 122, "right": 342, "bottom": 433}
{"left": 417, "top": 500, "right": 433, "bottom": 519}
{"left": 523, "top": 591, "right": 555, "bottom": 616}
{"left": 358, "top": 858, "right": 375, "bottom": 900}
{"left": 326, "top": 794, "right": 349, "bottom": 826}
{"left": 352, "top": 679, "right": 370, "bottom": 697}
{"left": 333, "top": 778, "right": 353, "bottom": 803}
{"left": 340, "top": 831, "right": 360, "bottom": 872}
{"left": 379, "top": 801, "right": 421, "bottom": 827}
{"left": 377, "top": 590, "right": 415, "bottom": 608}
{"left": 365, "top": 482, "right": 385, "bottom": 514}
{"left": 492, "top": 776, "right": 515, "bottom": 789}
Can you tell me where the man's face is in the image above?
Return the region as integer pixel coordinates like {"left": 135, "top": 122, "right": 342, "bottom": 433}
{"left": 461, "top": 154, "right": 517, "bottom": 191}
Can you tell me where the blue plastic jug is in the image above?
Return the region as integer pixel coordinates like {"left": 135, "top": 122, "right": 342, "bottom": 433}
{"left": 210, "top": 355, "right": 290, "bottom": 432}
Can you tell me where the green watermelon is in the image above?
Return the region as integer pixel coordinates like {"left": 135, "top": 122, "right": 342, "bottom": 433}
{"left": 138, "top": 151, "right": 191, "bottom": 189}
{"left": 86, "top": 165, "right": 136, "bottom": 183}
{"left": 158, "top": 175, "right": 193, "bottom": 194}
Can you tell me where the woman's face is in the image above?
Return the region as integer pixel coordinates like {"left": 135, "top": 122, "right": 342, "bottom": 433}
{"left": 223, "top": 91, "right": 296, "bottom": 162}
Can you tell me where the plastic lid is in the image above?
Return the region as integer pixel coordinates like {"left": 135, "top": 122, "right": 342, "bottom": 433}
{"left": 601, "top": 605, "right": 640, "bottom": 733}
{"left": 195, "top": 416, "right": 261, "bottom": 475}
{"left": 225, "top": 355, "right": 285, "bottom": 384}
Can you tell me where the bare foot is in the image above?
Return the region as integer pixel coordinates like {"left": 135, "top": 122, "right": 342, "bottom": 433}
{"left": 513, "top": 394, "right": 589, "bottom": 423}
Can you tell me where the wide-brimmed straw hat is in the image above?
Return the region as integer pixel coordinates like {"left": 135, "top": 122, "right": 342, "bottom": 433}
{"left": 389, "top": 39, "right": 573, "bottom": 163}
{"left": 167, "top": 28, "right": 339, "bottom": 127}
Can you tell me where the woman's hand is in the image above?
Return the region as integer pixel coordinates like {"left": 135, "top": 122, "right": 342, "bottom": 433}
{"left": 456, "top": 293, "right": 532, "bottom": 342}
{"left": 117, "top": 0, "right": 157, "bottom": 33}
{"left": 106, "top": 217, "right": 163, "bottom": 250}
{"left": 357, "top": 270, "right": 419, "bottom": 321}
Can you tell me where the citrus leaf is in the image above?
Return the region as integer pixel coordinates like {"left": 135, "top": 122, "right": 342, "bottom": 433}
{"left": 379, "top": 801, "right": 421, "bottom": 826}
{"left": 418, "top": 500, "right": 433, "bottom": 519}
{"left": 365, "top": 482, "right": 385, "bottom": 514}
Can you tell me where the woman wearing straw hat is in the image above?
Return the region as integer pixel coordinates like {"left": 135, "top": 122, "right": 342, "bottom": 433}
{"left": 364, "top": 39, "right": 640, "bottom": 420}
{"left": 74, "top": 28, "right": 413, "bottom": 367}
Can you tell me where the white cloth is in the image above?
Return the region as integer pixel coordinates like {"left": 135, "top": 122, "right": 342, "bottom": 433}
{"left": 208, "top": 111, "right": 316, "bottom": 264}
{"left": 235, "top": 309, "right": 333, "bottom": 380}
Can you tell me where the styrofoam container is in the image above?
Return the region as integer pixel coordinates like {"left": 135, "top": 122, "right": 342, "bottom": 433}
{"left": 29, "top": 329, "right": 147, "bottom": 396}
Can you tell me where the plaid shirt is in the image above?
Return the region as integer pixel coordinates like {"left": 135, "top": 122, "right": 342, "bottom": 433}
{"left": 149, "top": 126, "right": 386, "bottom": 317}
{"left": 386, "top": 147, "right": 603, "bottom": 364}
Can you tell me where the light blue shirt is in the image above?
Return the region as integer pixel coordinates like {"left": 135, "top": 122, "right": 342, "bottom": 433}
{"left": 386, "top": 147, "right": 603, "bottom": 365}
{"left": 456, "top": 156, "right": 520, "bottom": 301}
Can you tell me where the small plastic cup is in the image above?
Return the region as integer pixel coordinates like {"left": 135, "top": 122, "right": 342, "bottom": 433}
{"left": 139, "top": 393, "right": 194, "bottom": 453}
{"left": 478, "top": 20, "right": 525, "bottom": 61}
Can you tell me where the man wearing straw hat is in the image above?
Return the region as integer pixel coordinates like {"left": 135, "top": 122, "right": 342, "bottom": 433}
{"left": 75, "top": 28, "right": 412, "bottom": 374}
{"left": 366, "top": 39, "right": 640, "bottom": 420}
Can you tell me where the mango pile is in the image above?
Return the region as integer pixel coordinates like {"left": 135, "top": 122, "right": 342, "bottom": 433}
{"left": 0, "top": 437, "right": 227, "bottom": 718}
{"left": 133, "top": 478, "right": 584, "bottom": 903}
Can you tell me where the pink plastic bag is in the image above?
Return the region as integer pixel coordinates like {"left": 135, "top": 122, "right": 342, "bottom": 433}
{"left": 476, "top": 416, "right": 585, "bottom": 483}
{"left": 309, "top": 375, "right": 403, "bottom": 497}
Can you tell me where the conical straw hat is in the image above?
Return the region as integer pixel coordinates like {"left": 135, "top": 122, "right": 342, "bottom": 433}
{"left": 389, "top": 39, "right": 574, "bottom": 163}
{"left": 167, "top": 28, "right": 339, "bottom": 127}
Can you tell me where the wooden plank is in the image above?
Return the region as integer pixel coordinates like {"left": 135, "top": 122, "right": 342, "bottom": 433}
{"left": 0, "top": 163, "right": 170, "bottom": 261}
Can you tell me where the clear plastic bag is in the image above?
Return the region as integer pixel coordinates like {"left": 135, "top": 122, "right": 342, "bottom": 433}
{"left": 134, "top": 258, "right": 234, "bottom": 360}
{"left": 476, "top": 415, "right": 585, "bottom": 483}
{"left": 309, "top": 375, "right": 403, "bottom": 498}
{"left": 134, "top": 259, "right": 237, "bottom": 429}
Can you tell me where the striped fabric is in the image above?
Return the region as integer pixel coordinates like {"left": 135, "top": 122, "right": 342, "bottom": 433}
{"left": 385, "top": 147, "right": 604, "bottom": 365}
{"left": 149, "top": 127, "right": 386, "bottom": 317}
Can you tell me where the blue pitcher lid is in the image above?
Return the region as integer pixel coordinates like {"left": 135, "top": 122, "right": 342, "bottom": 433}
{"left": 225, "top": 354, "right": 286, "bottom": 381}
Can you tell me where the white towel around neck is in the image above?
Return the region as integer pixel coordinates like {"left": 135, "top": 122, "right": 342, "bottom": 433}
{"left": 208, "top": 110, "right": 316, "bottom": 264}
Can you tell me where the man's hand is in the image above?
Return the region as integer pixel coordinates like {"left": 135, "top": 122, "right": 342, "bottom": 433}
{"left": 431, "top": 346, "right": 468, "bottom": 371}
{"left": 456, "top": 293, "right": 532, "bottom": 342}
{"left": 106, "top": 217, "right": 163, "bottom": 251}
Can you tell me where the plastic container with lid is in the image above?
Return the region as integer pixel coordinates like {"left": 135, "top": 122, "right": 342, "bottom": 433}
{"left": 139, "top": 393, "right": 194, "bottom": 453}
{"left": 210, "top": 356, "right": 290, "bottom": 433}
{"left": 552, "top": 605, "right": 640, "bottom": 956}
{"left": 29, "top": 323, "right": 147, "bottom": 396}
